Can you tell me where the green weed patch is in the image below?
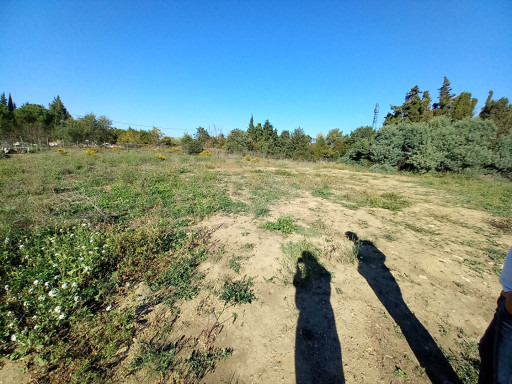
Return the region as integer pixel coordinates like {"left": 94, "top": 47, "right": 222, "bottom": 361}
{"left": 260, "top": 215, "right": 298, "bottom": 234}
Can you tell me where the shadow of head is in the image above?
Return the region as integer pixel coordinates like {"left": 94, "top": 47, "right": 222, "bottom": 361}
{"left": 298, "top": 250, "right": 318, "bottom": 264}
{"left": 344, "top": 231, "right": 384, "bottom": 264}
{"left": 294, "top": 250, "right": 330, "bottom": 287}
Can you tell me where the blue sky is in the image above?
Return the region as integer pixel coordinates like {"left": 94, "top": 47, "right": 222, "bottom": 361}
{"left": 1, "top": 1, "right": 511, "bottom": 138}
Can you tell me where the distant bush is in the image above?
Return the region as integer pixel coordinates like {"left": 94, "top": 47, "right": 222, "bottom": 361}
{"left": 242, "top": 154, "right": 251, "bottom": 162}
{"left": 85, "top": 148, "right": 98, "bottom": 155}
{"left": 198, "top": 150, "right": 212, "bottom": 157}
{"left": 181, "top": 134, "right": 203, "bottom": 155}
{"left": 250, "top": 157, "right": 261, "bottom": 162}
{"left": 57, "top": 148, "right": 67, "bottom": 155}
{"left": 155, "top": 153, "right": 166, "bottom": 161}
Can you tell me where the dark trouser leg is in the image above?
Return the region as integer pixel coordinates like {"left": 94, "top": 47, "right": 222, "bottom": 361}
{"left": 494, "top": 296, "right": 512, "bottom": 384}
{"left": 478, "top": 306, "right": 497, "bottom": 384}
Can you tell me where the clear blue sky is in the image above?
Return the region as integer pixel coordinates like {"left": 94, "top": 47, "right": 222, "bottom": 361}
{"left": 1, "top": 1, "right": 511, "bottom": 138}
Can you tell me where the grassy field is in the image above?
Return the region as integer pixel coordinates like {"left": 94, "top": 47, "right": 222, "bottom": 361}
{"left": 0, "top": 148, "right": 511, "bottom": 383}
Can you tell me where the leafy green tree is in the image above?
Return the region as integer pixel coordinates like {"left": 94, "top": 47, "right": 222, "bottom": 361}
{"left": 226, "top": 129, "right": 250, "bottom": 153}
{"left": 211, "top": 133, "right": 226, "bottom": 149}
{"left": 346, "top": 126, "right": 375, "bottom": 145}
{"left": 326, "top": 128, "right": 347, "bottom": 156}
{"left": 59, "top": 114, "right": 114, "bottom": 144}
{"left": 433, "top": 77, "right": 454, "bottom": 116}
{"left": 451, "top": 92, "right": 477, "bottom": 120}
{"left": 286, "top": 128, "right": 311, "bottom": 159}
{"left": 309, "top": 133, "right": 336, "bottom": 160}
{"left": 194, "top": 127, "right": 210, "bottom": 147}
{"left": 383, "top": 105, "right": 403, "bottom": 125}
{"left": 0, "top": 103, "right": 15, "bottom": 139}
{"left": 180, "top": 133, "right": 203, "bottom": 154}
{"left": 148, "top": 127, "right": 162, "bottom": 146}
{"left": 116, "top": 127, "right": 141, "bottom": 145}
{"left": 479, "top": 91, "right": 512, "bottom": 137}
{"left": 160, "top": 136, "right": 177, "bottom": 146}
{"left": 14, "top": 104, "right": 53, "bottom": 143}
{"left": 278, "top": 130, "right": 291, "bottom": 157}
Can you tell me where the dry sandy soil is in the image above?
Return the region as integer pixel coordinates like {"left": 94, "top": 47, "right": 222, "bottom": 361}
{"left": 3, "top": 162, "right": 511, "bottom": 384}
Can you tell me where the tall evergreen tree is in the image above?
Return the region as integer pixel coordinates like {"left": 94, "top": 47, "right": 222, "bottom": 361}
{"left": 260, "top": 120, "right": 278, "bottom": 154}
{"left": 433, "top": 77, "right": 454, "bottom": 116}
{"left": 49, "top": 95, "right": 71, "bottom": 128}
{"left": 384, "top": 86, "right": 428, "bottom": 124}
{"left": 451, "top": 92, "right": 478, "bottom": 120}
{"left": 0, "top": 93, "right": 6, "bottom": 106}
{"left": 402, "top": 86, "right": 422, "bottom": 122}
{"left": 420, "top": 91, "right": 433, "bottom": 122}
{"left": 479, "top": 91, "right": 494, "bottom": 120}
{"left": 247, "top": 115, "right": 259, "bottom": 150}
{"left": 7, "top": 93, "right": 15, "bottom": 112}
{"left": 479, "top": 90, "right": 512, "bottom": 137}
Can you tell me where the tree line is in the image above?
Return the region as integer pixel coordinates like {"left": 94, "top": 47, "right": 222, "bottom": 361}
{"left": 1, "top": 76, "right": 511, "bottom": 175}
{"left": 0, "top": 94, "right": 162, "bottom": 146}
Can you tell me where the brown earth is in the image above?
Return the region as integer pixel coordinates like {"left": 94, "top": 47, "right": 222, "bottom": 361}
{"left": 3, "top": 162, "right": 510, "bottom": 384}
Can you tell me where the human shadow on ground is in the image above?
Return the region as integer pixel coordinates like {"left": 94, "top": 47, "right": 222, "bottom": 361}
{"left": 345, "top": 231, "right": 461, "bottom": 384}
{"left": 294, "top": 250, "right": 345, "bottom": 384}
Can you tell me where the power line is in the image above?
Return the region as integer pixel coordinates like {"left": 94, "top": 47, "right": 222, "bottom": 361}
{"left": 111, "top": 120, "right": 188, "bottom": 131}
{"left": 70, "top": 114, "right": 188, "bottom": 131}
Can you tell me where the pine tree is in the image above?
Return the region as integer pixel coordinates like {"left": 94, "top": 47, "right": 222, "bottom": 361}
{"left": 0, "top": 93, "right": 6, "bottom": 106}
{"left": 433, "top": 77, "right": 454, "bottom": 116}
{"left": 402, "top": 86, "right": 422, "bottom": 122}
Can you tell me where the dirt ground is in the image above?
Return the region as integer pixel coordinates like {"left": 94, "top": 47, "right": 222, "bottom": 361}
{"left": 192, "top": 168, "right": 509, "bottom": 383}
{"left": 3, "top": 164, "right": 511, "bottom": 384}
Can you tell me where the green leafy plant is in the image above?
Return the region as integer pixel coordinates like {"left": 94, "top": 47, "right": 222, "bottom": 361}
{"left": 261, "top": 215, "right": 298, "bottom": 234}
{"left": 219, "top": 278, "right": 255, "bottom": 305}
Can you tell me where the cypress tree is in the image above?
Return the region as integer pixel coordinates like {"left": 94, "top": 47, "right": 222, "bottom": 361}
{"left": 451, "top": 92, "right": 478, "bottom": 120}
{"left": 433, "top": 77, "right": 454, "bottom": 116}
{"left": 7, "top": 93, "right": 15, "bottom": 112}
{"left": 420, "top": 91, "right": 434, "bottom": 122}
{"left": 49, "top": 96, "right": 71, "bottom": 127}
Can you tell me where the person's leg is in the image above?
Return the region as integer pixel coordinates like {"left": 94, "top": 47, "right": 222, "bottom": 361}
{"left": 478, "top": 302, "right": 498, "bottom": 384}
{"left": 494, "top": 295, "right": 512, "bottom": 384}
